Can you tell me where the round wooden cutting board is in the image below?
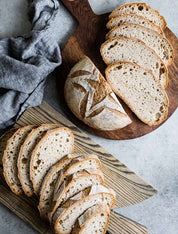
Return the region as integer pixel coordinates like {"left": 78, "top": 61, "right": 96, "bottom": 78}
{"left": 56, "top": 0, "right": 178, "bottom": 140}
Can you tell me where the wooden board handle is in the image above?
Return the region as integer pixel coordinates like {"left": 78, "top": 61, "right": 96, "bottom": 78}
{"left": 60, "top": 0, "right": 95, "bottom": 22}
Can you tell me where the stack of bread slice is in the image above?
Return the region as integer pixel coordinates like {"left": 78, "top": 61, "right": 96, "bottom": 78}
{"left": 100, "top": 2, "right": 174, "bottom": 125}
{"left": 1, "top": 125, "right": 115, "bottom": 234}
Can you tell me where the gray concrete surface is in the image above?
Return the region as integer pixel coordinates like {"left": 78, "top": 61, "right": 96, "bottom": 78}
{"left": 0, "top": 0, "right": 177, "bottom": 233}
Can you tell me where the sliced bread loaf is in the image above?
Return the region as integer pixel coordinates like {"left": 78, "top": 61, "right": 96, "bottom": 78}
{"left": 71, "top": 204, "right": 110, "bottom": 234}
{"left": 100, "top": 37, "right": 168, "bottom": 88}
{"left": 18, "top": 124, "right": 59, "bottom": 197}
{"left": 38, "top": 153, "right": 82, "bottom": 219}
{"left": 30, "top": 127, "right": 74, "bottom": 195}
{"left": 3, "top": 125, "right": 35, "bottom": 195}
{"left": 65, "top": 56, "right": 131, "bottom": 130}
{"left": 53, "top": 185, "right": 115, "bottom": 234}
{"left": 106, "top": 62, "right": 169, "bottom": 125}
{"left": 109, "top": 2, "right": 167, "bottom": 29}
{"left": 106, "top": 23, "right": 174, "bottom": 66}
{"left": 50, "top": 154, "right": 102, "bottom": 218}
{"left": 106, "top": 14, "right": 163, "bottom": 35}
{"left": 0, "top": 128, "right": 17, "bottom": 166}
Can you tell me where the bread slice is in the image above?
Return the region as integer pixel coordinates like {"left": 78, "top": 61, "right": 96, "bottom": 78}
{"left": 30, "top": 127, "right": 74, "bottom": 195}
{"left": 100, "top": 37, "right": 168, "bottom": 88}
{"left": 106, "top": 23, "right": 174, "bottom": 66}
{"left": 49, "top": 154, "right": 102, "bottom": 218}
{"left": 50, "top": 169, "right": 104, "bottom": 220}
{"left": 106, "top": 62, "right": 169, "bottom": 125}
{"left": 17, "top": 124, "right": 59, "bottom": 197}
{"left": 53, "top": 185, "right": 115, "bottom": 234}
{"left": 0, "top": 128, "right": 17, "bottom": 166}
{"left": 65, "top": 56, "right": 131, "bottom": 130}
{"left": 71, "top": 204, "right": 110, "bottom": 234}
{"left": 38, "top": 153, "right": 82, "bottom": 219}
{"left": 106, "top": 14, "right": 163, "bottom": 35}
{"left": 3, "top": 125, "right": 35, "bottom": 195}
{"left": 109, "top": 2, "right": 167, "bottom": 29}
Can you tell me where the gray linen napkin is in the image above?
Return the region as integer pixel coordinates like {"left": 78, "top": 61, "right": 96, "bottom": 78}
{"left": 0, "top": 0, "right": 61, "bottom": 131}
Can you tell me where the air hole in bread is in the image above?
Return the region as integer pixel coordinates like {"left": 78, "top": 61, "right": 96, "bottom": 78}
{"left": 160, "top": 105, "right": 165, "bottom": 113}
{"left": 37, "top": 159, "right": 41, "bottom": 165}
{"left": 159, "top": 67, "right": 165, "bottom": 76}
{"left": 22, "top": 158, "right": 28, "bottom": 164}
{"left": 138, "top": 5, "right": 144, "bottom": 11}
{"left": 108, "top": 41, "right": 118, "bottom": 50}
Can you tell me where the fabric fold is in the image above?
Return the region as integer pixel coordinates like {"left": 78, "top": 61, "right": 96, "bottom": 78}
{"left": 0, "top": 0, "right": 62, "bottom": 130}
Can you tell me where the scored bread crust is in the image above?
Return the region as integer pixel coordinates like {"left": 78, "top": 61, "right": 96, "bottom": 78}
{"left": 105, "top": 23, "right": 174, "bottom": 66}
{"left": 72, "top": 204, "right": 110, "bottom": 234}
{"left": 30, "top": 127, "right": 74, "bottom": 195}
{"left": 17, "top": 124, "right": 59, "bottom": 197}
{"left": 50, "top": 155, "right": 102, "bottom": 218}
{"left": 38, "top": 154, "right": 82, "bottom": 219}
{"left": 0, "top": 128, "right": 17, "bottom": 166}
{"left": 54, "top": 189, "right": 115, "bottom": 234}
{"left": 64, "top": 56, "right": 132, "bottom": 131}
{"left": 105, "top": 61, "right": 169, "bottom": 126}
{"left": 3, "top": 125, "right": 35, "bottom": 195}
{"left": 106, "top": 13, "right": 164, "bottom": 35}
{"left": 100, "top": 36, "right": 168, "bottom": 88}
{"left": 109, "top": 2, "right": 167, "bottom": 29}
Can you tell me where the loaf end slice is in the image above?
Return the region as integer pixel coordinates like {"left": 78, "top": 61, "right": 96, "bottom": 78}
{"left": 3, "top": 125, "right": 35, "bottom": 195}
{"left": 109, "top": 2, "right": 167, "bottom": 29}
{"left": 106, "top": 62, "right": 169, "bottom": 125}
{"left": 65, "top": 56, "right": 131, "bottom": 131}
{"left": 30, "top": 127, "right": 74, "bottom": 195}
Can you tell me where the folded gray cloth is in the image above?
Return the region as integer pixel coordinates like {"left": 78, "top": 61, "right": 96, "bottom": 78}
{"left": 0, "top": 0, "right": 61, "bottom": 131}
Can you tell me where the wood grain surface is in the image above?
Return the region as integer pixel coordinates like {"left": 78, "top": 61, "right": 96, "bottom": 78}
{"left": 0, "top": 101, "right": 156, "bottom": 233}
{"left": 56, "top": 0, "right": 178, "bottom": 140}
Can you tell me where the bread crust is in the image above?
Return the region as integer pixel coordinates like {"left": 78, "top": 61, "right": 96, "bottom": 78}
{"left": 105, "top": 23, "right": 174, "bottom": 66}
{"left": 17, "top": 124, "right": 59, "bottom": 197}
{"left": 30, "top": 127, "right": 74, "bottom": 195}
{"left": 106, "top": 61, "right": 169, "bottom": 126}
{"left": 100, "top": 36, "right": 168, "bottom": 88}
{"left": 109, "top": 2, "right": 167, "bottom": 29}
{"left": 106, "top": 13, "right": 164, "bottom": 35}
{"left": 54, "top": 192, "right": 116, "bottom": 234}
{"left": 0, "top": 128, "right": 18, "bottom": 166}
{"left": 3, "top": 125, "right": 35, "bottom": 195}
